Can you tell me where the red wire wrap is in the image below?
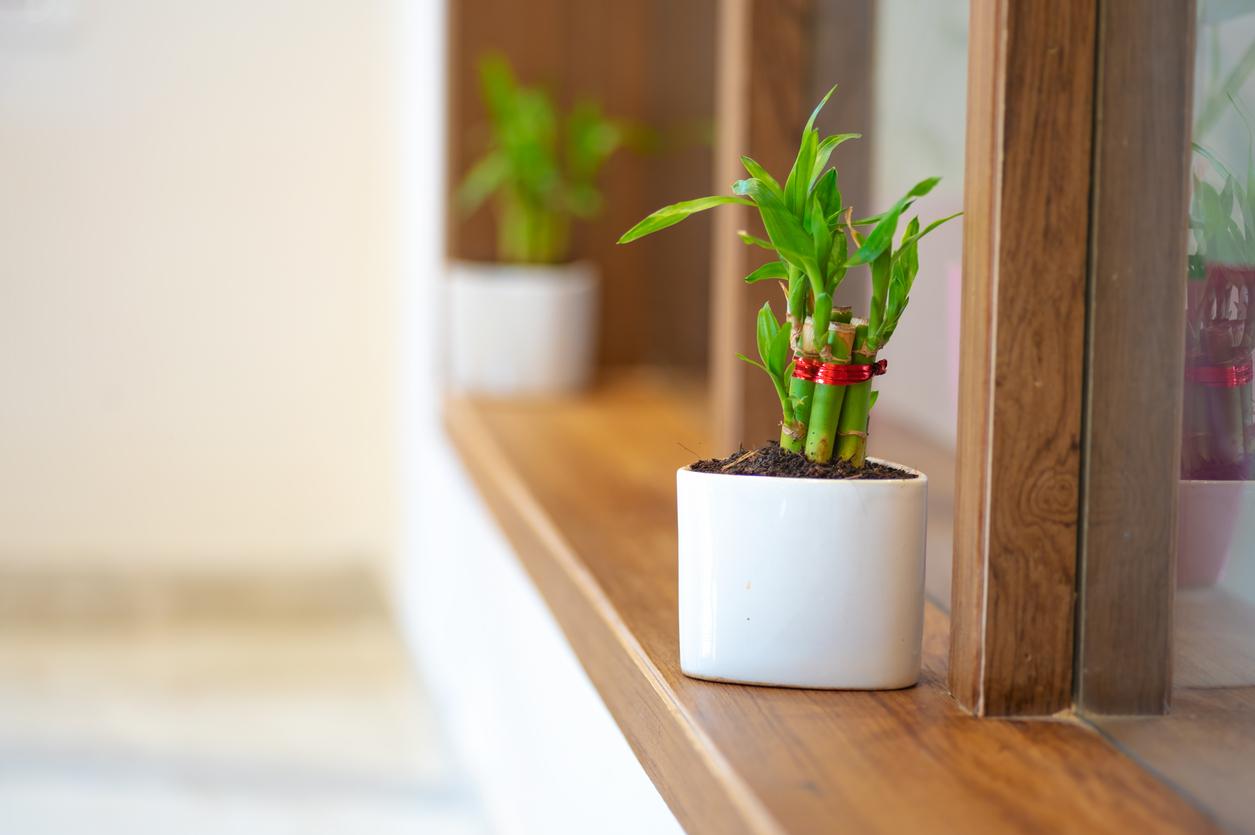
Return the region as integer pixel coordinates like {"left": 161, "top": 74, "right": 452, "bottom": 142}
{"left": 793, "top": 356, "right": 888, "bottom": 386}
{"left": 791, "top": 357, "right": 822, "bottom": 382}
{"left": 1185, "top": 359, "right": 1254, "bottom": 388}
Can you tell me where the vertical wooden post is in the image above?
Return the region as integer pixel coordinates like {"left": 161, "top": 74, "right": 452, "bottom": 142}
{"left": 949, "top": 0, "right": 1097, "bottom": 716}
{"left": 1075, "top": 0, "right": 1195, "bottom": 715}
{"left": 710, "top": 0, "right": 873, "bottom": 452}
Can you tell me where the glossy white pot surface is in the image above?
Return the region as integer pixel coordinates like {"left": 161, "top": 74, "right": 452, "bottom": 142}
{"left": 677, "top": 461, "right": 927, "bottom": 690}
{"left": 446, "top": 260, "right": 597, "bottom": 394}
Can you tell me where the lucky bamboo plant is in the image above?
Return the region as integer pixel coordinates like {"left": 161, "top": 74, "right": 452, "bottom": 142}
{"left": 619, "top": 87, "right": 958, "bottom": 467}
{"left": 1185, "top": 107, "right": 1255, "bottom": 480}
{"left": 458, "top": 54, "right": 623, "bottom": 264}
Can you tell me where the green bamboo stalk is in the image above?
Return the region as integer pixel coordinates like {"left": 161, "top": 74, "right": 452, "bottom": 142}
{"left": 781, "top": 314, "right": 815, "bottom": 452}
{"left": 836, "top": 325, "right": 874, "bottom": 466}
{"left": 779, "top": 271, "right": 813, "bottom": 452}
{"left": 803, "top": 322, "right": 855, "bottom": 463}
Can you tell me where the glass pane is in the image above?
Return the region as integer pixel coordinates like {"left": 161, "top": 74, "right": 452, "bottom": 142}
{"left": 1087, "top": 5, "right": 1255, "bottom": 832}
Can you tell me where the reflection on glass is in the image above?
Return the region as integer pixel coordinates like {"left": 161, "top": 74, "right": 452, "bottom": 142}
{"left": 1182, "top": 2, "right": 1255, "bottom": 603}
{"left": 1093, "top": 6, "right": 1255, "bottom": 835}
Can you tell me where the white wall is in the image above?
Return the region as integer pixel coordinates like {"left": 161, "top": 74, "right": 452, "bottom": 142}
{"left": 0, "top": 1, "right": 398, "bottom": 567}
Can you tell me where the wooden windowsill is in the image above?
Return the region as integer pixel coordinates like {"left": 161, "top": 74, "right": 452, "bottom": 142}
{"left": 444, "top": 371, "right": 1216, "bottom": 835}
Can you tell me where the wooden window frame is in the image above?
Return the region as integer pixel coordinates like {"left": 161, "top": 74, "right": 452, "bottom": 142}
{"left": 1074, "top": 0, "right": 1196, "bottom": 716}
{"left": 949, "top": 0, "right": 1197, "bottom": 716}
{"left": 948, "top": 0, "right": 1097, "bottom": 716}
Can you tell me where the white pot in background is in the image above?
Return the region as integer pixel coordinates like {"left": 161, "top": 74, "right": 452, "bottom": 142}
{"left": 1177, "top": 479, "right": 1255, "bottom": 588}
{"left": 446, "top": 260, "right": 598, "bottom": 395}
{"left": 676, "top": 462, "right": 927, "bottom": 690}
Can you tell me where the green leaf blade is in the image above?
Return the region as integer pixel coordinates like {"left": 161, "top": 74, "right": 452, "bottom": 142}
{"left": 618, "top": 195, "right": 753, "bottom": 244}
{"left": 740, "top": 156, "right": 782, "bottom": 195}
{"left": 733, "top": 178, "right": 821, "bottom": 279}
{"left": 744, "top": 260, "right": 790, "bottom": 284}
{"left": 845, "top": 177, "right": 941, "bottom": 267}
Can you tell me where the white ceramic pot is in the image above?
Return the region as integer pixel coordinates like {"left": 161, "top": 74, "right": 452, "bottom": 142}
{"left": 1177, "top": 479, "right": 1255, "bottom": 587}
{"left": 446, "top": 260, "right": 598, "bottom": 394}
{"left": 676, "top": 462, "right": 927, "bottom": 690}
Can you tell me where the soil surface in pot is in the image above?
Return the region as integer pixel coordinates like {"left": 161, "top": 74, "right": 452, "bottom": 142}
{"left": 690, "top": 442, "right": 918, "bottom": 480}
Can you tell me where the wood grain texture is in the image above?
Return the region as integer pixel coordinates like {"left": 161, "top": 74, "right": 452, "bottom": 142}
{"left": 710, "top": 0, "right": 873, "bottom": 452}
{"left": 950, "top": 0, "right": 1096, "bottom": 716}
{"left": 446, "top": 0, "right": 716, "bottom": 371}
{"left": 1074, "top": 0, "right": 1196, "bottom": 716}
{"left": 445, "top": 375, "right": 1218, "bottom": 835}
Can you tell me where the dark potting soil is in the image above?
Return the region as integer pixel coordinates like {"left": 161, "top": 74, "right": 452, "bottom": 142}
{"left": 689, "top": 441, "right": 918, "bottom": 480}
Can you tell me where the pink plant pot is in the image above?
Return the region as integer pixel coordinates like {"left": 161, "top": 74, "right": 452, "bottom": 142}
{"left": 1177, "top": 480, "right": 1255, "bottom": 587}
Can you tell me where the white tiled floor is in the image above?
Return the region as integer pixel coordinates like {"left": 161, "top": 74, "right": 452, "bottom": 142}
{"left": 0, "top": 571, "right": 488, "bottom": 835}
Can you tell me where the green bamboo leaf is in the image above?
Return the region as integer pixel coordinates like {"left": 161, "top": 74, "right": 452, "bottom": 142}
{"left": 783, "top": 128, "right": 819, "bottom": 216}
{"left": 456, "top": 151, "right": 510, "bottom": 213}
{"left": 779, "top": 88, "right": 836, "bottom": 217}
{"left": 845, "top": 177, "right": 941, "bottom": 267}
{"left": 1194, "top": 142, "right": 1235, "bottom": 180}
{"left": 732, "top": 178, "right": 821, "bottom": 277}
{"left": 566, "top": 101, "right": 621, "bottom": 181}
{"left": 736, "top": 353, "right": 769, "bottom": 375}
{"left": 899, "top": 219, "right": 921, "bottom": 278}
{"left": 827, "top": 230, "right": 848, "bottom": 291}
{"left": 737, "top": 353, "right": 790, "bottom": 410}
{"left": 788, "top": 275, "right": 809, "bottom": 320}
{"left": 869, "top": 218, "right": 924, "bottom": 352}
{"left": 896, "top": 210, "right": 963, "bottom": 250}
{"left": 805, "top": 85, "right": 837, "bottom": 134}
{"left": 868, "top": 249, "right": 892, "bottom": 336}
{"left": 756, "top": 302, "right": 779, "bottom": 367}
{"left": 809, "top": 193, "right": 833, "bottom": 273}
{"left": 810, "top": 133, "right": 860, "bottom": 183}
{"left": 1238, "top": 99, "right": 1255, "bottom": 247}
{"left": 737, "top": 230, "right": 776, "bottom": 250}
{"left": 768, "top": 326, "right": 792, "bottom": 377}
{"left": 811, "top": 292, "right": 833, "bottom": 345}
{"left": 811, "top": 169, "right": 839, "bottom": 222}
{"left": 745, "top": 260, "right": 790, "bottom": 284}
{"left": 740, "top": 156, "right": 782, "bottom": 195}
{"left": 478, "top": 53, "right": 518, "bottom": 123}
{"left": 618, "top": 195, "right": 753, "bottom": 243}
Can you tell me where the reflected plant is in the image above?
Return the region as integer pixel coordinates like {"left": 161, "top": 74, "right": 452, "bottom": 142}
{"left": 618, "top": 87, "right": 958, "bottom": 467}
{"left": 458, "top": 53, "right": 623, "bottom": 264}
{"left": 1186, "top": 98, "right": 1255, "bottom": 479}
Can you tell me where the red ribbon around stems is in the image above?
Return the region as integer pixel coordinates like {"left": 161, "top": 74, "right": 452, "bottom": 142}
{"left": 1185, "top": 359, "right": 1254, "bottom": 388}
{"left": 792, "top": 357, "right": 822, "bottom": 382}
{"left": 792, "top": 357, "right": 888, "bottom": 386}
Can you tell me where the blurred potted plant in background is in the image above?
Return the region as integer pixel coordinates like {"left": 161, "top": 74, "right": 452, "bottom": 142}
{"left": 619, "top": 87, "right": 957, "bottom": 690}
{"left": 1178, "top": 0, "right": 1255, "bottom": 587}
{"left": 449, "top": 53, "right": 622, "bottom": 393}
{"left": 1181, "top": 105, "right": 1255, "bottom": 587}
